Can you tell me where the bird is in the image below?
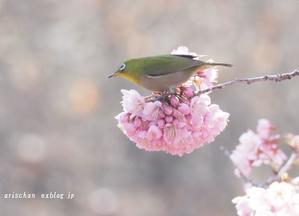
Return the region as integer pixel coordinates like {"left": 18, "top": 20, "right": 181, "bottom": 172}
{"left": 108, "top": 54, "right": 232, "bottom": 92}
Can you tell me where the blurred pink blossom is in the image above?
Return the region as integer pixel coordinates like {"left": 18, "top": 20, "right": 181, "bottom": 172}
{"left": 230, "top": 119, "right": 287, "bottom": 178}
{"left": 233, "top": 181, "right": 299, "bottom": 216}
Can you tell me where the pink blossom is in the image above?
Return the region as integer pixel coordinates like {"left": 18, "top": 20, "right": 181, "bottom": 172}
{"left": 120, "top": 89, "right": 144, "bottom": 115}
{"left": 143, "top": 101, "right": 162, "bottom": 121}
{"left": 233, "top": 181, "right": 299, "bottom": 216}
{"left": 170, "top": 96, "right": 180, "bottom": 107}
{"left": 147, "top": 125, "right": 162, "bottom": 140}
{"left": 178, "top": 103, "right": 191, "bottom": 115}
{"left": 197, "top": 67, "right": 218, "bottom": 90}
{"left": 230, "top": 119, "right": 287, "bottom": 178}
{"left": 257, "top": 119, "right": 274, "bottom": 139}
{"left": 266, "top": 182, "right": 294, "bottom": 210}
{"left": 230, "top": 131, "right": 261, "bottom": 177}
{"left": 182, "top": 87, "right": 194, "bottom": 98}
{"left": 116, "top": 90, "right": 229, "bottom": 156}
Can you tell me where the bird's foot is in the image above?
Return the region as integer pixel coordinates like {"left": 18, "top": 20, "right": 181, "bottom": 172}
{"left": 144, "top": 91, "right": 163, "bottom": 102}
{"left": 145, "top": 87, "right": 188, "bottom": 103}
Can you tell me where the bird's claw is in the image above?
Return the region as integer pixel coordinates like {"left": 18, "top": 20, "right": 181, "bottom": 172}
{"left": 145, "top": 86, "right": 187, "bottom": 103}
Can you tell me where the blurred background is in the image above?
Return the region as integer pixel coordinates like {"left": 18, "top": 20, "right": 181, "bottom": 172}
{"left": 0, "top": 0, "right": 298, "bottom": 215}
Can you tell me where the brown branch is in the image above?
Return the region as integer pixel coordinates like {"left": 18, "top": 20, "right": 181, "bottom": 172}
{"left": 147, "top": 69, "right": 299, "bottom": 102}
{"left": 197, "top": 69, "right": 299, "bottom": 95}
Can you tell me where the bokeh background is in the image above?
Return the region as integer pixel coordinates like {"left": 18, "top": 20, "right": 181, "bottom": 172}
{"left": 0, "top": 0, "right": 298, "bottom": 215}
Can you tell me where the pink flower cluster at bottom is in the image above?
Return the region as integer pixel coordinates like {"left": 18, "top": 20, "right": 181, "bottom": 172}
{"left": 230, "top": 119, "right": 287, "bottom": 177}
{"left": 116, "top": 88, "right": 229, "bottom": 156}
{"left": 233, "top": 181, "right": 299, "bottom": 216}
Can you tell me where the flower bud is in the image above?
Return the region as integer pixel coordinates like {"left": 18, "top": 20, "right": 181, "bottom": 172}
{"left": 163, "top": 105, "right": 173, "bottom": 115}
{"left": 157, "top": 119, "right": 165, "bottom": 129}
{"left": 178, "top": 103, "right": 191, "bottom": 115}
{"left": 165, "top": 116, "right": 174, "bottom": 123}
{"left": 170, "top": 96, "right": 180, "bottom": 107}
{"left": 183, "top": 87, "right": 194, "bottom": 98}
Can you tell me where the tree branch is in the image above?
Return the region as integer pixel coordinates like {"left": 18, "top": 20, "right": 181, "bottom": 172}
{"left": 278, "top": 153, "right": 297, "bottom": 177}
{"left": 265, "top": 152, "right": 298, "bottom": 186}
{"left": 146, "top": 69, "right": 299, "bottom": 102}
{"left": 197, "top": 69, "right": 299, "bottom": 95}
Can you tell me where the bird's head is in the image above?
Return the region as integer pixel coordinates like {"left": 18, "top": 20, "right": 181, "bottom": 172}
{"left": 108, "top": 60, "right": 140, "bottom": 84}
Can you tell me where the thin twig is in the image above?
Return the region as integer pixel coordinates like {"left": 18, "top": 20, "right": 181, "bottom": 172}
{"left": 147, "top": 69, "right": 299, "bottom": 102}
{"left": 278, "top": 153, "right": 297, "bottom": 176}
{"left": 265, "top": 153, "right": 298, "bottom": 185}
{"left": 197, "top": 69, "right": 299, "bottom": 95}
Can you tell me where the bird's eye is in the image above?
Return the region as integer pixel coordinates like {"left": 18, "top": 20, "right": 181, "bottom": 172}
{"left": 119, "top": 63, "right": 126, "bottom": 71}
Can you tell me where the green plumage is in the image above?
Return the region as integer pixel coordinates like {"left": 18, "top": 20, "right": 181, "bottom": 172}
{"left": 125, "top": 55, "right": 201, "bottom": 77}
{"left": 109, "top": 54, "right": 232, "bottom": 91}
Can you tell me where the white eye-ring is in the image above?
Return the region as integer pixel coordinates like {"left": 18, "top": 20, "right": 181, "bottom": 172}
{"left": 120, "top": 63, "right": 126, "bottom": 71}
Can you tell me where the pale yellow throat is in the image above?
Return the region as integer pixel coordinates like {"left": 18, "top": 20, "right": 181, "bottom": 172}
{"left": 118, "top": 72, "right": 140, "bottom": 84}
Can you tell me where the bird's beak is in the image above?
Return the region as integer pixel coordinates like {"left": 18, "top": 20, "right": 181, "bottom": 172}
{"left": 108, "top": 71, "right": 119, "bottom": 78}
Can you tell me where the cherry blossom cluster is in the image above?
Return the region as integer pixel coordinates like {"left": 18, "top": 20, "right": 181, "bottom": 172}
{"left": 233, "top": 180, "right": 299, "bottom": 216}
{"left": 230, "top": 119, "right": 287, "bottom": 178}
{"left": 231, "top": 119, "right": 299, "bottom": 216}
{"left": 116, "top": 86, "right": 229, "bottom": 156}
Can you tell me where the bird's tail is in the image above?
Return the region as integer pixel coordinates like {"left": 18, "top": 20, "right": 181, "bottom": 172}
{"left": 205, "top": 62, "right": 233, "bottom": 67}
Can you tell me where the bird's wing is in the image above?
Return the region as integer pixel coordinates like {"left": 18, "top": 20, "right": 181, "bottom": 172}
{"left": 141, "top": 55, "right": 204, "bottom": 77}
